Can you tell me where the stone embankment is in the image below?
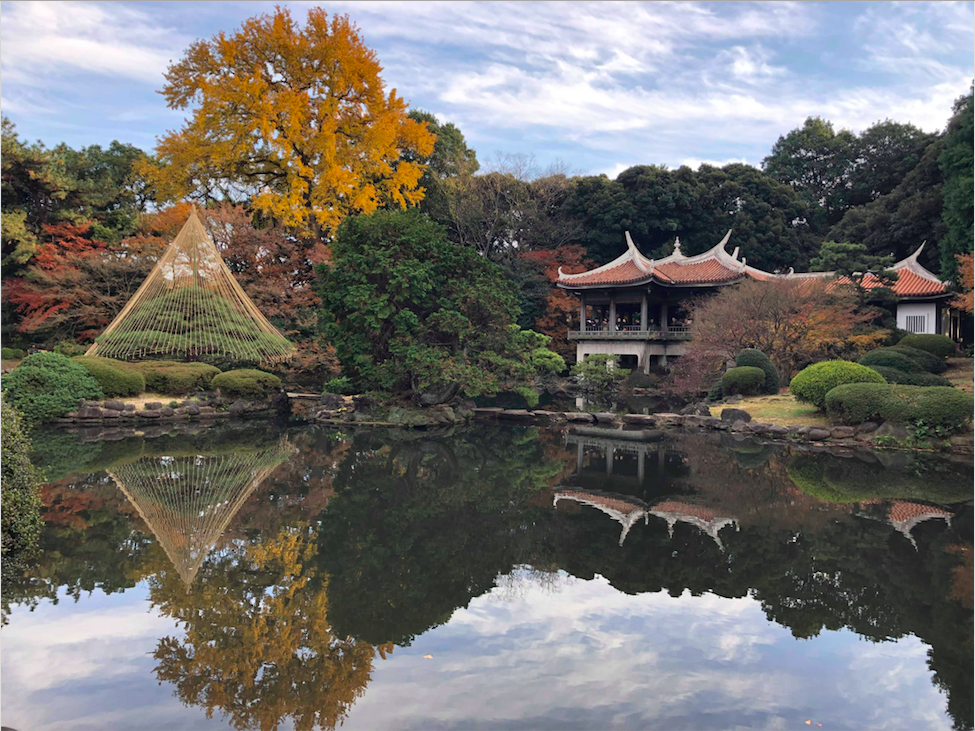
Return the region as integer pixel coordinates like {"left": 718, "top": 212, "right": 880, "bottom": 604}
{"left": 53, "top": 393, "right": 286, "bottom": 426}
{"left": 471, "top": 406, "right": 974, "bottom": 452}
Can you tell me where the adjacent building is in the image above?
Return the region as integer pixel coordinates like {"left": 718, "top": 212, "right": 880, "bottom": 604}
{"left": 557, "top": 231, "right": 960, "bottom": 372}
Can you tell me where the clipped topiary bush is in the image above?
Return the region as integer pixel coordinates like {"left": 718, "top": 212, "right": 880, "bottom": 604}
{"left": 864, "top": 365, "right": 951, "bottom": 387}
{"left": 707, "top": 379, "right": 724, "bottom": 402}
{"left": 858, "top": 348, "right": 922, "bottom": 373}
{"left": 825, "top": 383, "right": 973, "bottom": 430}
{"left": 891, "top": 345, "right": 948, "bottom": 374}
{"left": 53, "top": 340, "right": 87, "bottom": 357}
{"left": 72, "top": 356, "right": 146, "bottom": 397}
{"left": 824, "top": 383, "right": 906, "bottom": 425}
{"left": 323, "top": 376, "right": 354, "bottom": 395}
{"left": 1, "top": 352, "right": 104, "bottom": 423}
{"left": 212, "top": 368, "right": 282, "bottom": 399}
{"left": 129, "top": 361, "right": 221, "bottom": 395}
{"left": 721, "top": 366, "right": 766, "bottom": 396}
{"left": 1, "top": 347, "right": 25, "bottom": 360}
{"left": 735, "top": 349, "right": 779, "bottom": 394}
{"left": 897, "top": 333, "right": 955, "bottom": 359}
{"left": 790, "top": 360, "right": 886, "bottom": 409}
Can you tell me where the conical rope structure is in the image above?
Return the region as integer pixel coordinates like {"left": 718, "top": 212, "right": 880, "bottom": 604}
{"left": 108, "top": 437, "right": 295, "bottom": 586}
{"left": 86, "top": 208, "right": 294, "bottom": 364}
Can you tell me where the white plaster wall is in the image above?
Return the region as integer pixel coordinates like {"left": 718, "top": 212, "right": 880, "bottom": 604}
{"left": 897, "top": 303, "right": 936, "bottom": 334}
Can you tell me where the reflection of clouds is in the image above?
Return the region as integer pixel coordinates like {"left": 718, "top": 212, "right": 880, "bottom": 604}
{"left": 1, "top": 587, "right": 226, "bottom": 731}
{"left": 343, "top": 572, "right": 952, "bottom": 730}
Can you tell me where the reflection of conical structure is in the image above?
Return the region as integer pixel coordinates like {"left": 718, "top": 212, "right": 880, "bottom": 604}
{"left": 86, "top": 208, "right": 293, "bottom": 364}
{"left": 109, "top": 438, "right": 294, "bottom": 586}
{"left": 554, "top": 489, "right": 648, "bottom": 546}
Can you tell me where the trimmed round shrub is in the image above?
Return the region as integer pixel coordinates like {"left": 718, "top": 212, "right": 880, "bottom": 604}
{"left": 825, "top": 383, "right": 973, "bottom": 430}
{"left": 129, "top": 361, "right": 221, "bottom": 395}
{"left": 858, "top": 348, "right": 922, "bottom": 373}
{"left": 721, "top": 366, "right": 765, "bottom": 396}
{"left": 897, "top": 333, "right": 955, "bottom": 359}
{"left": 865, "top": 366, "right": 951, "bottom": 387}
{"left": 707, "top": 379, "right": 724, "bottom": 402}
{"left": 53, "top": 340, "right": 87, "bottom": 357}
{"left": 825, "top": 383, "right": 905, "bottom": 425}
{"left": 72, "top": 356, "right": 145, "bottom": 397}
{"left": 212, "top": 369, "right": 282, "bottom": 399}
{"left": 891, "top": 345, "right": 948, "bottom": 374}
{"left": 735, "top": 349, "right": 779, "bottom": 394}
{"left": 892, "top": 385, "right": 973, "bottom": 429}
{"left": 1, "top": 352, "right": 103, "bottom": 422}
{"left": 1, "top": 347, "right": 25, "bottom": 360}
{"left": 790, "top": 360, "right": 886, "bottom": 409}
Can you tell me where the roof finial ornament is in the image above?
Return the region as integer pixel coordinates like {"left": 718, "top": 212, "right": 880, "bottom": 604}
{"left": 673, "top": 236, "right": 681, "bottom": 254}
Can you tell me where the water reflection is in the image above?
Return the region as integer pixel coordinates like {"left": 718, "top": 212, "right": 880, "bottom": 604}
{"left": 2, "top": 423, "right": 971, "bottom": 730}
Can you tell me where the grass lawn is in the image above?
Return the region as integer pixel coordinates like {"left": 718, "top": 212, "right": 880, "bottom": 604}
{"left": 944, "top": 357, "right": 973, "bottom": 394}
{"left": 710, "top": 392, "right": 827, "bottom": 428}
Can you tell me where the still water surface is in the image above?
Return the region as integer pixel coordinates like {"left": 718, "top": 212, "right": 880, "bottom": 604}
{"left": 2, "top": 423, "right": 972, "bottom": 730}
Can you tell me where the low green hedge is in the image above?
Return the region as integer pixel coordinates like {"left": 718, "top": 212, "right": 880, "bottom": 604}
{"left": 898, "top": 333, "right": 955, "bottom": 359}
{"left": 721, "top": 366, "right": 766, "bottom": 396}
{"left": 1, "top": 347, "right": 25, "bottom": 360}
{"left": 790, "top": 360, "right": 886, "bottom": 409}
{"left": 707, "top": 379, "right": 724, "bottom": 402}
{"left": 891, "top": 345, "right": 948, "bottom": 374}
{"left": 72, "top": 356, "right": 145, "bottom": 397}
{"left": 129, "top": 361, "right": 221, "bottom": 395}
{"left": 858, "top": 348, "right": 922, "bottom": 373}
{"left": 865, "top": 366, "right": 951, "bottom": 387}
{"left": 825, "top": 383, "right": 973, "bottom": 430}
{"left": 211, "top": 369, "right": 282, "bottom": 399}
{"left": 735, "top": 349, "right": 779, "bottom": 394}
{"left": 1, "top": 352, "right": 104, "bottom": 423}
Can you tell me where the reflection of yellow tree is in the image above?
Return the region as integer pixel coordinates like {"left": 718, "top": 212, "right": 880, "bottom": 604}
{"left": 149, "top": 524, "right": 390, "bottom": 731}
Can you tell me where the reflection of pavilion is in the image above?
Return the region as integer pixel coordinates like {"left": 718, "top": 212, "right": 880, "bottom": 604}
{"left": 566, "top": 430, "right": 669, "bottom": 483}
{"left": 860, "top": 499, "right": 953, "bottom": 549}
{"left": 108, "top": 438, "right": 294, "bottom": 585}
{"left": 554, "top": 488, "right": 738, "bottom": 549}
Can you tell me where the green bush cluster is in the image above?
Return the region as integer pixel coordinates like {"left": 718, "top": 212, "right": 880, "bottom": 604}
{"left": 897, "top": 333, "right": 956, "bottom": 359}
{"left": 789, "top": 360, "right": 886, "bottom": 409}
{"left": 323, "top": 376, "right": 354, "bottom": 395}
{"left": 72, "top": 356, "right": 146, "bottom": 397}
{"left": 571, "top": 354, "right": 630, "bottom": 392}
{"left": 1, "top": 398, "right": 44, "bottom": 583}
{"left": 825, "top": 383, "right": 973, "bottom": 430}
{"left": 865, "top": 366, "right": 951, "bottom": 387}
{"left": 129, "top": 361, "right": 221, "bottom": 395}
{"left": 721, "top": 366, "right": 766, "bottom": 396}
{"left": 53, "top": 340, "right": 87, "bottom": 357}
{"left": 859, "top": 348, "right": 922, "bottom": 373}
{"left": 211, "top": 369, "right": 282, "bottom": 399}
{"left": 1, "top": 352, "right": 104, "bottom": 423}
{"left": 735, "top": 349, "right": 779, "bottom": 394}
{"left": 890, "top": 345, "right": 948, "bottom": 373}
{"left": 707, "top": 379, "right": 724, "bottom": 402}
{"left": 1, "top": 347, "right": 25, "bottom": 360}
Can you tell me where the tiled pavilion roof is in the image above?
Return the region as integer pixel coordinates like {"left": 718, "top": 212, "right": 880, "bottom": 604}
{"left": 558, "top": 232, "right": 949, "bottom": 299}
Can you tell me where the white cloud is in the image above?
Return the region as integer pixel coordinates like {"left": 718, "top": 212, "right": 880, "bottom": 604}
{"left": 0, "top": 1, "right": 186, "bottom": 85}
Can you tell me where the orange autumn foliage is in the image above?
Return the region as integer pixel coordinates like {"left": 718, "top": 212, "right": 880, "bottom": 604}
{"left": 141, "top": 8, "right": 435, "bottom": 237}
{"left": 520, "top": 246, "right": 591, "bottom": 360}
{"left": 954, "top": 252, "right": 974, "bottom": 313}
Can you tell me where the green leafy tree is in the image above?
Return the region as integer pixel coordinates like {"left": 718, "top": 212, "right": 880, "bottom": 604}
{"left": 811, "top": 240, "right": 898, "bottom": 308}
{"left": 1, "top": 399, "right": 44, "bottom": 586}
{"left": 939, "top": 91, "right": 974, "bottom": 282}
{"left": 762, "top": 117, "right": 857, "bottom": 227}
{"left": 405, "top": 109, "right": 479, "bottom": 221}
{"left": 315, "top": 209, "right": 562, "bottom": 401}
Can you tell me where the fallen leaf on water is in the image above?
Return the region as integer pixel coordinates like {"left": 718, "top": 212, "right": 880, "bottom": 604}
{"left": 423, "top": 654, "right": 433, "bottom": 659}
{"left": 805, "top": 722, "right": 811, "bottom": 726}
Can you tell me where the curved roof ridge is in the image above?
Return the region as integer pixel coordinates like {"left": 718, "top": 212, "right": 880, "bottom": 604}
{"left": 890, "top": 242, "right": 945, "bottom": 284}
{"left": 559, "top": 230, "right": 652, "bottom": 280}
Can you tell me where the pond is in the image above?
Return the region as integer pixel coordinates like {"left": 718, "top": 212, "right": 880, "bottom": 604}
{"left": 2, "top": 422, "right": 972, "bottom": 731}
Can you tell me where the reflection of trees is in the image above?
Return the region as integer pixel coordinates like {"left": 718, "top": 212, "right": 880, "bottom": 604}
{"left": 316, "top": 426, "right": 565, "bottom": 646}
{"left": 150, "top": 524, "right": 388, "bottom": 731}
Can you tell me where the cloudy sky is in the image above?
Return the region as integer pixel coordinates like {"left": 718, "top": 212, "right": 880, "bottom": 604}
{"left": 1, "top": 1, "right": 972, "bottom": 177}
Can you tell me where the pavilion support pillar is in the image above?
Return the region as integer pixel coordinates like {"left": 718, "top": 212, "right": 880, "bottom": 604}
{"left": 606, "top": 447, "right": 614, "bottom": 475}
{"left": 609, "top": 294, "right": 617, "bottom": 332}
{"left": 579, "top": 293, "right": 587, "bottom": 332}
{"left": 637, "top": 450, "right": 645, "bottom": 482}
{"left": 640, "top": 293, "right": 648, "bottom": 331}
{"left": 660, "top": 301, "right": 669, "bottom": 332}
{"left": 577, "top": 442, "right": 584, "bottom": 474}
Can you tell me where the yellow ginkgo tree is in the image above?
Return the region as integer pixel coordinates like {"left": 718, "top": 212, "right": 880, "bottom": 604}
{"left": 140, "top": 8, "right": 436, "bottom": 237}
